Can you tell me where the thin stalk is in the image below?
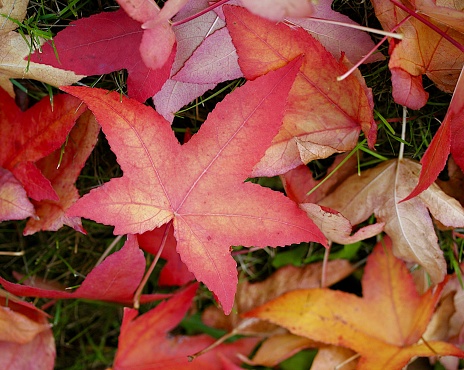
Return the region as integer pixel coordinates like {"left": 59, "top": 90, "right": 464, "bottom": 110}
{"left": 172, "top": 0, "right": 229, "bottom": 27}
{"left": 398, "top": 106, "right": 407, "bottom": 160}
{"left": 94, "top": 235, "right": 124, "bottom": 267}
{"left": 133, "top": 221, "right": 173, "bottom": 309}
{"left": 294, "top": 17, "right": 403, "bottom": 40}
{"left": 337, "top": 14, "right": 412, "bottom": 81}
{"left": 321, "top": 241, "right": 332, "bottom": 288}
{"left": 390, "top": 0, "right": 464, "bottom": 53}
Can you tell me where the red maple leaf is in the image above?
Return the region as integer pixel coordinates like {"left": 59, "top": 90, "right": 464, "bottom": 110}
{"left": 63, "top": 59, "right": 326, "bottom": 313}
{"left": 113, "top": 283, "right": 258, "bottom": 369}
{"left": 0, "top": 88, "right": 85, "bottom": 201}
{"left": 29, "top": 9, "right": 175, "bottom": 102}
{"left": 405, "top": 66, "right": 464, "bottom": 200}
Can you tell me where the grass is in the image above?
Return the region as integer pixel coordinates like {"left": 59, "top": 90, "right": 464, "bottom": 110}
{"left": 1, "top": 0, "right": 463, "bottom": 369}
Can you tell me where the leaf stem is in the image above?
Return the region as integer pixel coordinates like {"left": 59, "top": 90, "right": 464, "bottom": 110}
{"left": 292, "top": 17, "right": 403, "bottom": 40}
{"left": 390, "top": 0, "right": 464, "bottom": 53}
{"left": 321, "top": 241, "right": 331, "bottom": 288}
{"left": 133, "top": 221, "right": 173, "bottom": 309}
{"left": 172, "top": 0, "right": 229, "bottom": 27}
{"left": 398, "top": 106, "right": 407, "bottom": 161}
{"left": 337, "top": 14, "right": 411, "bottom": 81}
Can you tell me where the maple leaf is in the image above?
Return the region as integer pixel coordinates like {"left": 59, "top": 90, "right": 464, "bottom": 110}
{"left": 319, "top": 158, "right": 464, "bottom": 284}
{"left": 0, "top": 235, "right": 169, "bottom": 304}
{"left": 0, "top": 0, "right": 83, "bottom": 97}
{"left": 63, "top": 59, "right": 326, "bottom": 314}
{"left": 0, "top": 88, "right": 86, "bottom": 201}
{"left": 112, "top": 283, "right": 258, "bottom": 370}
{"left": 0, "top": 167, "right": 35, "bottom": 222}
{"left": 29, "top": 9, "right": 175, "bottom": 102}
{"left": 224, "top": 5, "right": 376, "bottom": 176}
{"left": 23, "top": 110, "right": 100, "bottom": 235}
{"left": 405, "top": 66, "right": 464, "bottom": 200}
{"left": 138, "top": 224, "right": 195, "bottom": 286}
{"left": 245, "top": 237, "right": 464, "bottom": 370}
{"left": 0, "top": 290, "right": 55, "bottom": 370}
{"left": 371, "top": 0, "right": 464, "bottom": 109}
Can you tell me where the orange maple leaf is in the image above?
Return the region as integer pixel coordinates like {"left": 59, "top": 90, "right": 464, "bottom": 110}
{"left": 245, "top": 237, "right": 464, "bottom": 370}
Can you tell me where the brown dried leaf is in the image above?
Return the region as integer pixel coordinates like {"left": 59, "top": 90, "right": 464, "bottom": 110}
{"left": 319, "top": 158, "right": 464, "bottom": 284}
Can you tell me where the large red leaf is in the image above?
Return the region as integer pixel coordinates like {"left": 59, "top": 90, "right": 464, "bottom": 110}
{"left": 224, "top": 5, "right": 376, "bottom": 176}
{"left": 30, "top": 9, "right": 174, "bottom": 102}
{"left": 246, "top": 237, "right": 464, "bottom": 370}
{"left": 405, "top": 65, "right": 464, "bottom": 200}
{"left": 113, "top": 283, "right": 258, "bottom": 370}
{"left": 63, "top": 59, "right": 326, "bottom": 313}
{"left": 23, "top": 110, "right": 100, "bottom": 235}
{"left": 0, "top": 235, "right": 168, "bottom": 304}
{"left": 0, "top": 88, "right": 85, "bottom": 201}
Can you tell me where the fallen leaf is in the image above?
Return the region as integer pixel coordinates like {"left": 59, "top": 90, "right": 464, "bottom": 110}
{"left": 112, "top": 283, "right": 258, "bottom": 370}
{"left": 0, "top": 0, "right": 83, "bottom": 97}
{"left": 23, "top": 110, "right": 100, "bottom": 235}
{"left": 405, "top": 65, "right": 464, "bottom": 200}
{"left": 0, "top": 167, "right": 35, "bottom": 222}
{"left": 437, "top": 157, "right": 464, "bottom": 206}
{"left": 245, "top": 237, "right": 464, "bottom": 370}
{"left": 30, "top": 9, "right": 174, "bottom": 102}
{"left": 202, "top": 259, "right": 354, "bottom": 334}
{"left": 0, "top": 290, "right": 55, "bottom": 370}
{"left": 224, "top": 5, "right": 376, "bottom": 176}
{"left": 138, "top": 224, "right": 195, "bottom": 286}
{"left": 63, "top": 59, "right": 326, "bottom": 314}
{"left": 371, "top": 0, "right": 464, "bottom": 109}
{"left": 0, "top": 235, "right": 169, "bottom": 304}
{"left": 319, "top": 158, "right": 464, "bottom": 284}
{"left": 0, "top": 88, "right": 86, "bottom": 201}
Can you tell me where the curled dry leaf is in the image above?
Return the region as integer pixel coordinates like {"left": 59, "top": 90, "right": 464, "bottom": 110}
{"left": 319, "top": 158, "right": 464, "bottom": 284}
{"left": 0, "top": 0, "right": 83, "bottom": 97}
{"left": 245, "top": 237, "right": 464, "bottom": 370}
{"left": 225, "top": 5, "right": 375, "bottom": 176}
{"left": 371, "top": 0, "right": 464, "bottom": 109}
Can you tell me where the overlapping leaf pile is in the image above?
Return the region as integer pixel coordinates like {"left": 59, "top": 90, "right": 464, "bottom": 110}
{"left": 1, "top": 0, "right": 464, "bottom": 368}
